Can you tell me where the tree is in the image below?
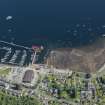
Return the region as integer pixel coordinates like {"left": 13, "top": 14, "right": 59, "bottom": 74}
{"left": 60, "top": 91, "right": 68, "bottom": 99}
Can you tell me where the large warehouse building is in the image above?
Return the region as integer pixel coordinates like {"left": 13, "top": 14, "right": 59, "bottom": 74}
{"left": 22, "top": 70, "right": 34, "bottom": 83}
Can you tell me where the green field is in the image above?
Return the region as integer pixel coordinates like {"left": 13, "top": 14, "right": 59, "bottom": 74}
{"left": 0, "top": 68, "right": 11, "bottom": 76}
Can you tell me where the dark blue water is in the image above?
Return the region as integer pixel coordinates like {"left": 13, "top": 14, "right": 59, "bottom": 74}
{"left": 0, "top": 0, "right": 105, "bottom": 47}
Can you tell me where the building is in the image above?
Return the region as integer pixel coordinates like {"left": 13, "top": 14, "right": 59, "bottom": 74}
{"left": 22, "top": 70, "right": 34, "bottom": 83}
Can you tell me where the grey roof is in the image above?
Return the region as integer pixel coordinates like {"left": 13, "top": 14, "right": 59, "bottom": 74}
{"left": 22, "top": 70, "right": 34, "bottom": 83}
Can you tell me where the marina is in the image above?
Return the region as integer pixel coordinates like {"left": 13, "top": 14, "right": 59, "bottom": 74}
{"left": 0, "top": 41, "right": 39, "bottom": 66}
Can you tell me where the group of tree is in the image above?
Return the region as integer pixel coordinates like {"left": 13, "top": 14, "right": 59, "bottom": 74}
{"left": 0, "top": 92, "right": 42, "bottom": 105}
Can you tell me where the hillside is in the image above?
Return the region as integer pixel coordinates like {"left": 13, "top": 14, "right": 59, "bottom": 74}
{"left": 46, "top": 38, "right": 105, "bottom": 73}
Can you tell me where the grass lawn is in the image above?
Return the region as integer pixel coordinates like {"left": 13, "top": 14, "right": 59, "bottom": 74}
{"left": 0, "top": 68, "right": 11, "bottom": 76}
